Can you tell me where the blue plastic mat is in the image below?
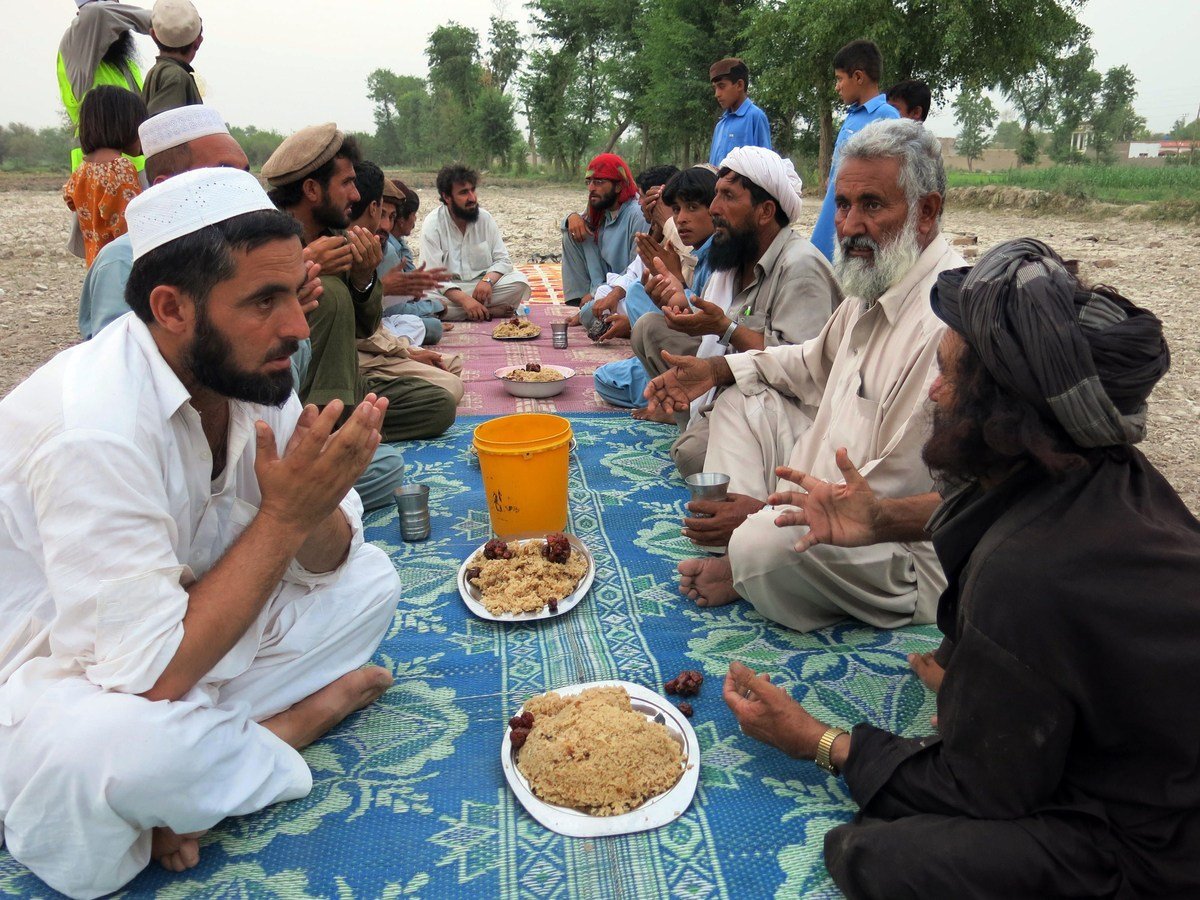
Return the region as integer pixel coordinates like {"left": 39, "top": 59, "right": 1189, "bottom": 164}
{"left": 0, "top": 414, "right": 940, "bottom": 899}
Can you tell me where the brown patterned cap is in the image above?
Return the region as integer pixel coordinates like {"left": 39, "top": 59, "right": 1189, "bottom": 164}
{"left": 260, "top": 122, "right": 343, "bottom": 187}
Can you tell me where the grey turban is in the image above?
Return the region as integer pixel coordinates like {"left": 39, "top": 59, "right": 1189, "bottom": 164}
{"left": 930, "top": 238, "right": 1170, "bottom": 448}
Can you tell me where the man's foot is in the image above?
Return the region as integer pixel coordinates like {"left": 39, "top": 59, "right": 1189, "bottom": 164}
{"left": 565, "top": 313, "right": 582, "bottom": 327}
{"left": 262, "top": 666, "right": 393, "bottom": 750}
{"left": 908, "top": 652, "right": 945, "bottom": 692}
{"left": 442, "top": 323, "right": 455, "bottom": 332}
{"left": 677, "top": 556, "right": 741, "bottom": 607}
{"left": 632, "top": 406, "right": 674, "bottom": 423}
{"left": 152, "top": 828, "right": 206, "bottom": 873}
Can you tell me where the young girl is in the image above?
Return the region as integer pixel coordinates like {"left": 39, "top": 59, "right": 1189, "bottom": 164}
{"left": 62, "top": 85, "right": 148, "bottom": 265}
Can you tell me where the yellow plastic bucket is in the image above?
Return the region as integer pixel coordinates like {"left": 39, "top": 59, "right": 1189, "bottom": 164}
{"left": 473, "top": 413, "right": 573, "bottom": 538}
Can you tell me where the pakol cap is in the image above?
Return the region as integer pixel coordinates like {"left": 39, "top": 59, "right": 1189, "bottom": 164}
{"left": 260, "top": 123, "right": 344, "bottom": 187}
{"left": 151, "top": 0, "right": 202, "bottom": 47}
{"left": 709, "top": 57, "right": 746, "bottom": 81}
{"left": 381, "top": 178, "right": 405, "bottom": 205}
{"left": 126, "top": 167, "right": 275, "bottom": 261}
{"left": 139, "top": 105, "right": 226, "bottom": 158}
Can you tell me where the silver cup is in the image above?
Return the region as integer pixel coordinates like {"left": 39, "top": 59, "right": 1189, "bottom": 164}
{"left": 684, "top": 472, "right": 730, "bottom": 518}
{"left": 394, "top": 484, "right": 431, "bottom": 541}
{"left": 551, "top": 322, "right": 569, "bottom": 349}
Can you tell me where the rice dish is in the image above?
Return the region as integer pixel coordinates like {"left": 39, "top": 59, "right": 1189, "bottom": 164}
{"left": 466, "top": 539, "right": 587, "bottom": 615}
{"left": 514, "top": 686, "right": 685, "bottom": 816}
{"left": 504, "top": 368, "right": 565, "bottom": 383}
{"left": 492, "top": 318, "right": 540, "bottom": 338}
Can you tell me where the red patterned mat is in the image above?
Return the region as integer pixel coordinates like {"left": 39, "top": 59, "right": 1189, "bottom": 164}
{"left": 516, "top": 262, "right": 563, "bottom": 304}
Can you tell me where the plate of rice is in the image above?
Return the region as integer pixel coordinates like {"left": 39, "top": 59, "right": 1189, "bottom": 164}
{"left": 458, "top": 533, "right": 594, "bottom": 621}
{"left": 492, "top": 317, "right": 542, "bottom": 340}
{"left": 501, "top": 681, "right": 701, "bottom": 837}
{"left": 494, "top": 364, "right": 575, "bottom": 399}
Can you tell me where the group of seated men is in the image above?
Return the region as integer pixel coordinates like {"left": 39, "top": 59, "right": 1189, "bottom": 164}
{"left": 0, "top": 53, "right": 1197, "bottom": 900}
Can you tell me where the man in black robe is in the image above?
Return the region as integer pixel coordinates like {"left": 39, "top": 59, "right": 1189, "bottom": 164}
{"left": 723, "top": 238, "right": 1200, "bottom": 898}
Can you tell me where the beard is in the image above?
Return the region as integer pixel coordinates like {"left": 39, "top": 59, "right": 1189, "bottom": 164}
{"left": 185, "top": 307, "right": 297, "bottom": 407}
{"left": 833, "top": 211, "right": 922, "bottom": 304}
{"left": 312, "top": 191, "right": 350, "bottom": 230}
{"left": 707, "top": 216, "right": 760, "bottom": 272}
{"left": 450, "top": 197, "right": 479, "bottom": 222}
{"left": 588, "top": 189, "right": 617, "bottom": 213}
{"left": 920, "top": 401, "right": 981, "bottom": 487}
{"left": 102, "top": 30, "right": 137, "bottom": 69}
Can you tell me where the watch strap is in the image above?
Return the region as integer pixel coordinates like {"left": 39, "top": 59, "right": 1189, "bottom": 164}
{"left": 717, "top": 318, "right": 738, "bottom": 346}
{"left": 814, "top": 726, "right": 848, "bottom": 775}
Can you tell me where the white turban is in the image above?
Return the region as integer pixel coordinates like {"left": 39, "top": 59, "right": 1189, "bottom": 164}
{"left": 126, "top": 168, "right": 275, "bottom": 261}
{"left": 139, "top": 105, "right": 227, "bottom": 158}
{"left": 718, "top": 146, "right": 804, "bottom": 224}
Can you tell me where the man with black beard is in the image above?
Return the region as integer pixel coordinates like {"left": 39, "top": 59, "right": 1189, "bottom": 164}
{"left": 645, "top": 120, "right": 963, "bottom": 632}
{"left": 632, "top": 146, "right": 840, "bottom": 477}
{"left": 0, "top": 168, "right": 401, "bottom": 898}
{"left": 263, "top": 124, "right": 455, "bottom": 441}
{"left": 420, "top": 163, "right": 530, "bottom": 322}
{"left": 723, "top": 239, "right": 1198, "bottom": 899}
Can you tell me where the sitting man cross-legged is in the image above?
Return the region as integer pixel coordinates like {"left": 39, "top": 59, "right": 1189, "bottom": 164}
{"left": 646, "top": 120, "right": 963, "bottom": 630}
{"left": 724, "top": 238, "right": 1199, "bottom": 899}
{"left": 419, "top": 163, "right": 530, "bottom": 322}
{"left": 0, "top": 168, "right": 401, "bottom": 900}
{"left": 636, "top": 145, "right": 841, "bottom": 477}
{"left": 561, "top": 152, "right": 649, "bottom": 307}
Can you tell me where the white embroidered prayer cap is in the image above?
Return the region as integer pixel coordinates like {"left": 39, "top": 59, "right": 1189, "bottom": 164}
{"left": 126, "top": 168, "right": 275, "bottom": 261}
{"left": 718, "top": 146, "right": 805, "bottom": 224}
{"left": 139, "top": 105, "right": 227, "bottom": 159}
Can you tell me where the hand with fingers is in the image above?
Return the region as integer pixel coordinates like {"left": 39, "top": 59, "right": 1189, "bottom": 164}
{"left": 644, "top": 256, "right": 687, "bottom": 309}
{"left": 407, "top": 347, "right": 447, "bottom": 370}
{"left": 643, "top": 351, "right": 716, "bottom": 414}
{"left": 296, "top": 258, "right": 323, "bottom": 315}
{"left": 566, "top": 213, "right": 592, "bottom": 243}
{"left": 723, "top": 661, "right": 828, "bottom": 758}
{"left": 381, "top": 263, "right": 451, "bottom": 299}
{"left": 345, "top": 226, "right": 383, "bottom": 288}
{"left": 597, "top": 313, "right": 631, "bottom": 342}
{"left": 682, "top": 493, "right": 765, "bottom": 546}
{"left": 305, "top": 235, "right": 353, "bottom": 277}
{"left": 636, "top": 232, "right": 684, "bottom": 283}
{"left": 768, "top": 449, "right": 882, "bottom": 552}
{"left": 663, "top": 296, "right": 729, "bottom": 337}
{"left": 472, "top": 279, "right": 494, "bottom": 304}
{"left": 255, "top": 396, "right": 387, "bottom": 535}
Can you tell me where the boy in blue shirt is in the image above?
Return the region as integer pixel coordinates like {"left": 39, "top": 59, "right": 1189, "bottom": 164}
{"left": 810, "top": 40, "right": 900, "bottom": 261}
{"left": 708, "top": 58, "right": 772, "bottom": 166}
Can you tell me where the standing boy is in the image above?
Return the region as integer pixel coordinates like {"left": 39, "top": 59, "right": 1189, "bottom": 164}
{"left": 810, "top": 40, "right": 900, "bottom": 261}
{"left": 708, "top": 58, "right": 772, "bottom": 166}
{"left": 141, "top": 0, "right": 204, "bottom": 115}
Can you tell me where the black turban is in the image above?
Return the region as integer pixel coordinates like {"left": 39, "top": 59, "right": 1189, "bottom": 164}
{"left": 931, "top": 238, "right": 1170, "bottom": 448}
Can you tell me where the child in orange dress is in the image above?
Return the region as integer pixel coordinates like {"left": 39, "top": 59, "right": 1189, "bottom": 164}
{"left": 62, "top": 85, "right": 149, "bottom": 265}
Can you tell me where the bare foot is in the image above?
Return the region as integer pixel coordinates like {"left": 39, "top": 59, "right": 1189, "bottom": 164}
{"left": 152, "top": 827, "right": 206, "bottom": 873}
{"left": 632, "top": 406, "right": 674, "bottom": 424}
{"left": 262, "top": 666, "right": 393, "bottom": 750}
{"left": 442, "top": 323, "right": 455, "bottom": 332}
{"left": 565, "top": 313, "right": 582, "bottom": 327}
{"left": 908, "top": 652, "right": 945, "bottom": 692}
{"left": 677, "top": 556, "right": 741, "bottom": 607}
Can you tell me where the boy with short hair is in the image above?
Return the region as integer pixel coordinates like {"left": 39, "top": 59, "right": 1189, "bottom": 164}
{"left": 141, "top": 0, "right": 204, "bottom": 115}
{"left": 708, "top": 58, "right": 772, "bottom": 166}
{"left": 887, "top": 79, "right": 932, "bottom": 122}
{"left": 810, "top": 39, "right": 900, "bottom": 261}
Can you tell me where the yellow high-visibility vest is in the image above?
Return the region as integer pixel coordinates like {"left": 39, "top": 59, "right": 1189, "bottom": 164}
{"left": 57, "top": 52, "right": 145, "bottom": 172}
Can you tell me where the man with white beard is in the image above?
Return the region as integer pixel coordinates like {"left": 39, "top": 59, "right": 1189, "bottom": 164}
{"left": 644, "top": 119, "right": 964, "bottom": 632}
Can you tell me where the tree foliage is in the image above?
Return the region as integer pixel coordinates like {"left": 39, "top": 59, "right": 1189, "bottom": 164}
{"left": 954, "top": 89, "right": 998, "bottom": 170}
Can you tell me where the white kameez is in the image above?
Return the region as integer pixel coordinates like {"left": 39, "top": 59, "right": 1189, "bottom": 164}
{"left": 0, "top": 316, "right": 401, "bottom": 899}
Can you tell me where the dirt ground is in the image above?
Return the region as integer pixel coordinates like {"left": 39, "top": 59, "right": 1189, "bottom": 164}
{"left": 1, "top": 179, "right": 1196, "bottom": 512}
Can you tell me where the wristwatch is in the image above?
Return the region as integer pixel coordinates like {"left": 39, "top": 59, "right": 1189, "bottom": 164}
{"left": 717, "top": 318, "right": 738, "bottom": 347}
{"left": 814, "top": 726, "right": 849, "bottom": 775}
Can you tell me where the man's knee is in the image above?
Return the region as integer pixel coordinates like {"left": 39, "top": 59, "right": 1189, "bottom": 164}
{"left": 354, "top": 445, "right": 406, "bottom": 512}
{"left": 824, "top": 819, "right": 915, "bottom": 900}
{"left": 670, "top": 420, "right": 708, "bottom": 478}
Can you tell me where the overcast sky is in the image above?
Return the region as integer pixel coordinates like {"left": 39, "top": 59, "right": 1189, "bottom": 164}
{"left": 5, "top": 0, "right": 1198, "bottom": 140}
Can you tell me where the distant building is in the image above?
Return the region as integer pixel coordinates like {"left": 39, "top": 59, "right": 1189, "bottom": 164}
{"left": 1127, "top": 140, "right": 1195, "bottom": 159}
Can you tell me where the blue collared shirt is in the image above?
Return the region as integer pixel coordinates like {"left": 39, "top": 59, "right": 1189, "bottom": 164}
{"left": 709, "top": 97, "right": 773, "bottom": 167}
{"left": 78, "top": 232, "right": 134, "bottom": 339}
{"left": 810, "top": 93, "right": 901, "bottom": 261}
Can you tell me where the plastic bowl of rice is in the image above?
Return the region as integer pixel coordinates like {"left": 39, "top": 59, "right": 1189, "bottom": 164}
{"left": 495, "top": 365, "right": 574, "bottom": 399}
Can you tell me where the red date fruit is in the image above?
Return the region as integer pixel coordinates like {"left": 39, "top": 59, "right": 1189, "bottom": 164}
{"left": 525, "top": 362, "right": 542, "bottom": 372}
{"left": 542, "top": 532, "right": 572, "bottom": 564}
{"left": 483, "top": 539, "right": 513, "bottom": 560}
{"left": 547, "top": 598, "right": 559, "bottom": 613}
{"left": 466, "top": 566, "right": 482, "bottom": 581}
{"left": 678, "top": 701, "right": 694, "bottom": 717}
{"left": 510, "top": 727, "right": 530, "bottom": 749}
{"left": 666, "top": 670, "right": 703, "bottom": 697}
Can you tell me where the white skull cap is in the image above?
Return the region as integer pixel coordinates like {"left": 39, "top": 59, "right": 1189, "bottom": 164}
{"left": 126, "top": 167, "right": 275, "bottom": 261}
{"left": 139, "top": 105, "right": 227, "bottom": 159}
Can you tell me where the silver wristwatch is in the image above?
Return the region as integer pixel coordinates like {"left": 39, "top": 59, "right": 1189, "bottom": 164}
{"left": 717, "top": 319, "right": 738, "bottom": 347}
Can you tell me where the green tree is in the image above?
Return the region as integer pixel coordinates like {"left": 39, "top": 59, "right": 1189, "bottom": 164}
{"left": 487, "top": 17, "right": 523, "bottom": 94}
{"left": 1090, "top": 65, "right": 1144, "bottom": 162}
{"left": 953, "top": 89, "right": 997, "bottom": 171}
{"left": 989, "top": 119, "right": 1024, "bottom": 149}
{"left": 1047, "top": 44, "right": 1101, "bottom": 163}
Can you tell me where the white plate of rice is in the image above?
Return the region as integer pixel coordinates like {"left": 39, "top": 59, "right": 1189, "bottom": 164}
{"left": 501, "top": 680, "right": 701, "bottom": 837}
{"left": 457, "top": 533, "right": 595, "bottom": 622}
